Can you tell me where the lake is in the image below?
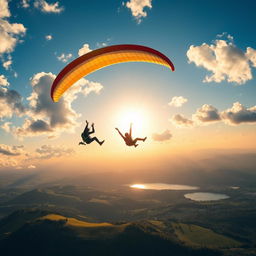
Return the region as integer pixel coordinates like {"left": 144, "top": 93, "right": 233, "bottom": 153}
{"left": 130, "top": 183, "right": 199, "bottom": 190}
{"left": 184, "top": 192, "right": 230, "bottom": 201}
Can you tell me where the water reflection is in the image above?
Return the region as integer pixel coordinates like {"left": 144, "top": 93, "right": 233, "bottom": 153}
{"left": 130, "top": 183, "right": 199, "bottom": 190}
{"left": 184, "top": 192, "right": 230, "bottom": 201}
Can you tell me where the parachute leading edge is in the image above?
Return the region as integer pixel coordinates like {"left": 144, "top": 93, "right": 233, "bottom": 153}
{"left": 51, "top": 44, "right": 175, "bottom": 102}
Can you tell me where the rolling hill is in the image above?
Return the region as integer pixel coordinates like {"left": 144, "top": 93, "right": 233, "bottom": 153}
{"left": 0, "top": 209, "right": 225, "bottom": 256}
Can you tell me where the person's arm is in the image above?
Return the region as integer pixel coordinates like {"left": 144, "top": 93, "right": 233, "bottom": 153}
{"left": 129, "top": 123, "right": 132, "bottom": 137}
{"left": 83, "top": 120, "right": 89, "bottom": 133}
{"left": 89, "top": 123, "right": 95, "bottom": 134}
{"left": 115, "top": 128, "right": 125, "bottom": 140}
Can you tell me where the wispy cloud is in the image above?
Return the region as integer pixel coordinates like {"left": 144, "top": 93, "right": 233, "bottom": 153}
{"left": 0, "top": 144, "right": 24, "bottom": 156}
{"left": 3, "top": 59, "right": 12, "bottom": 70}
{"left": 34, "top": 0, "right": 64, "bottom": 13}
{"left": 35, "top": 144, "right": 74, "bottom": 159}
{"left": 0, "top": 158, "right": 18, "bottom": 168}
{"left": 28, "top": 164, "right": 36, "bottom": 169}
{"left": 57, "top": 53, "right": 72, "bottom": 63}
{"left": 152, "top": 130, "right": 172, "bottom": 142}
{"left": 21, "top": 0, "right": 30, "bottom": 8}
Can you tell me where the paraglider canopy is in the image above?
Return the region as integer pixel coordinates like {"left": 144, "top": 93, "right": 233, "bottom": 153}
{"left": 51, "top": 44, "right": 175, "bottom": 102}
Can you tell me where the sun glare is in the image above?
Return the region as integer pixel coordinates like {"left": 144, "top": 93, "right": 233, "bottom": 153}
{"left": 115, "top": 107, "right": 149, "bottom": 136}
{"left": 130, "top": 184, "right": 146, "bottom": 189}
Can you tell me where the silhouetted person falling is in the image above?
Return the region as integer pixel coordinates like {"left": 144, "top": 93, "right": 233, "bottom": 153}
{"left": 79, "top": 120, "right": 104, "bottom": 146}
{"left": 115, "top": 123, "right": 147, "bottom": 147}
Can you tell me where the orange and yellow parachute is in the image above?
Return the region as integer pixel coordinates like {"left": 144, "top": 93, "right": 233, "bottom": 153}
{"left": 51, "top": 44, "right": 175, "bottom": 102}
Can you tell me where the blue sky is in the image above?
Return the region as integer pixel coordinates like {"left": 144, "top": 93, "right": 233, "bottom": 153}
{"left": 0, "top": 0, "right": 256, "bottom": 170}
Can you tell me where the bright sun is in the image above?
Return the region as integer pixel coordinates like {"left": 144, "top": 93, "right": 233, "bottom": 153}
{"left": 115, "top": 107, "right": 149, "bottom": 136}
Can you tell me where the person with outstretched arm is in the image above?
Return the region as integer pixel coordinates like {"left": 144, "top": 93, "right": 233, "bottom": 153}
{"left": 115, "top": 123, "right": 146, "bottom": 147}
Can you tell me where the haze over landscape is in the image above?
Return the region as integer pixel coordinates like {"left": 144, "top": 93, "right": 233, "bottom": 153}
{"left": 0, "top": 0, "right": 255, "bottom": 255}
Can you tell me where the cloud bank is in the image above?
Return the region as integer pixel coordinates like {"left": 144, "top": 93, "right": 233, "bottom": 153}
{"left": 221, "top": 102, "right": 256, "bottom": 125}
{"left": 0, "top": 144, "right": 24, "bottom": 156}
{"left": 171, "top": 102, "right": 256, "bottom": 127}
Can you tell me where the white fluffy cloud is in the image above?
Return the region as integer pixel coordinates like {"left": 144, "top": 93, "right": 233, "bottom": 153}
{"left": 152, "top": 130, "right": 172, "bottom": 142}
{"left": 187, "top": 35, "right": 256, "bottom": 84}
{"left": 78, "top": 43, "right": 91, "bottom": 56}
{"left": 34, "top": 0, "right": 64, "bottom": 13}
{"left": 57, "top": 53, "right": 72, "bottom": 63}
{"left": 168, "top": 96, "right": 188, "bottom": 107}
{"left": 21, "top": 0, "right": 30, "bottom": 8}
{"left": 45, "top": 34, "right": 52, "bottom": 41}
{"left": 246, "top": 47, "right": 256, "bottom": 67}
{"left": 3, "top": 59, "right": 12, "bottom": 70}
{"left": 0, "top": 19, "right": 26, "bottom": 56}
{"left": 171, "top": 102, "right": 256, "bottom": 128}
{"left": 0, "top": 83, "right": 26, "bottom": 119}
{"left": 13, "top": 72, "right": 78, "bottom": 137}
{"left": 0, "top": 144, "right": 24, "bottom": 156}
{"left": 0, "top": 0, "right": 10, "bottom": 18}
{"left": 125, "top": 0, "right": 152, "bottom": 23}
{"left": 0, "top": 74, "right": 9, "bottom": 86}
{"left": 221, "top": 102, "right": 256, "bottom": 125}
{"left": 1, "top": 72, "right": 103, "bottom": 137}
{"left": 193, "top": 104, "right": 221, "bottom": 124}
{"left": 0, "top": 0, "right": 26, "bottom": 68}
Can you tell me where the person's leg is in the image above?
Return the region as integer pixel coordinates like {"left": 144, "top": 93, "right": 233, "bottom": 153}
{"left": 79, "top": 142, "right": 86, "bottom": 145}
{"left": 90, "top": 137, "right": 105, "bottom": 146}
{"left": 134, "top": 137, "right": 146, "bottom": 143}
